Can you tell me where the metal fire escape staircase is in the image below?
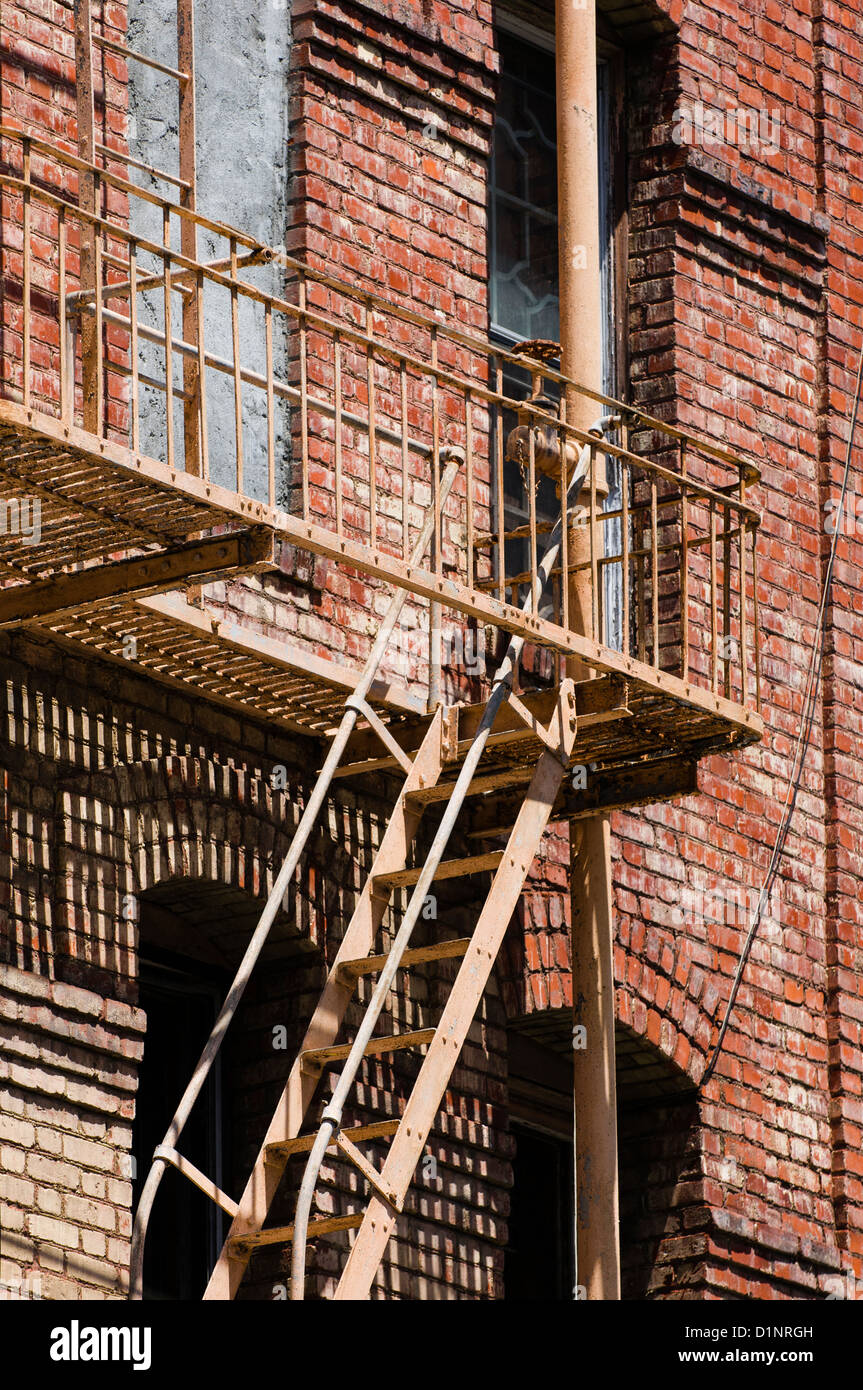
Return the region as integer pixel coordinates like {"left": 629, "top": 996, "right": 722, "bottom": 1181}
{"left": 131, "top": 425, "right": 607, "bottom": 1301}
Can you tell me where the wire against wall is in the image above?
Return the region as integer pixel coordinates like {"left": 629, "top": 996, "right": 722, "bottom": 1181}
{"left": 701, "top": 332, "right": 863, "bottom": 1089}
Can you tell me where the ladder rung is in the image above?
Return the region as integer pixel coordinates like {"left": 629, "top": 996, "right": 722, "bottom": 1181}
{"left": 265, "top": 1119, "right": 401, "bottom": 1164}
{"left": 337, "top": 938, "right": 471, "bottom": 980}
{"left": 373, "top": 851, "right": 504, "bottom": 893}
{"left": 301, "top": 1027, "right": 435, "bottom": 1068}
{"left": 229, "top": 1212, "right": 363, "bottom": 1255}
{"left": 404, "top": 767, "right": 535, "bottom": 807}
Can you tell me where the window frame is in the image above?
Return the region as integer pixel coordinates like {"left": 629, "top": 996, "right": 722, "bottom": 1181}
{"left": 489, "top": 13, "right": 628, "bottom": 646}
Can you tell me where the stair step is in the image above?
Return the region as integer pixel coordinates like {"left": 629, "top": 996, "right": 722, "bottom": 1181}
{"left": 337, "top": 938, "right": 471, "bottom": 981}
{"left": 265, "top": 1119, "right": 400, "bottom": 1164}
{"left": 228, "top": 1212, "right": 363, "bottom": 1256}
{"left": 404, "top": 767, "right": 534, "bottom": 807}
{"left": 373, "top": 850, "right": 504, "bottom": 893}
{"left": 301, "top": 1027, "right": 435, "bottom": 1068}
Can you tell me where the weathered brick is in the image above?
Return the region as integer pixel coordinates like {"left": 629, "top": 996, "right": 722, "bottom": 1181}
{"left": 28, "top": 1215, "right": 79, "bottom": 1250}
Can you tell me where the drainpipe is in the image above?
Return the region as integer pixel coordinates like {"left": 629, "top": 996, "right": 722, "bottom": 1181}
{"left": 556, "top": 0, "right": 621, "bottom": 1300}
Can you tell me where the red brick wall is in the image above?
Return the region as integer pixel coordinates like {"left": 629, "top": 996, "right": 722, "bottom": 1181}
{"left": 3, "top": 0, "right": 863, "bottom": 1303}
{"left": 494, "top": 0, "right": 862, "bottom": 1297}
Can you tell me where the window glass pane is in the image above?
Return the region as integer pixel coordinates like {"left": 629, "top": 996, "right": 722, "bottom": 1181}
{"left": 490, "top": 33, "right": 560, "bottom": 344}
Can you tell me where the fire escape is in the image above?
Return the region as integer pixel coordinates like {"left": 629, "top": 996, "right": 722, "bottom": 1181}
{"left": 0, "top": 1, "right": 762, "bottom": 1299}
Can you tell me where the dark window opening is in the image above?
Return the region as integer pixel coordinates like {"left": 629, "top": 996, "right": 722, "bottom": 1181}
{"left": 131, "top": 950, "right": 230, "bottom": 1300}
{"left": 504, "top": 1122, "right": 575, "bottom": 1300}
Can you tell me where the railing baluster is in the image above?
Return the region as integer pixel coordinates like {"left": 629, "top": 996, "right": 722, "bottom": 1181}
{"left": 195, "top": 267, "right": 208, "bottom": 481}
{"left": 334, "top": 329, "right": 342, "bottom": 536}
{"left": 431, "top": 328, "right": 441, "bottom": 577}
{"left": 129, "top": 238, "right": 139, "bottom": 453}
{"left": 265, "top": 299, "right": 274, "bottom": 508}
{"left": 465, "top": 387, "right": 474, "bottom": 589}
{"left": 495, "top": 360, "right": 505, "bottom": 605}
{"left": 366, "top": 299, "right": 377, "bottom": 551}
{"left": 230, "top": 238, "right": 243, "bottom": 494}
{"left": 710, "top": 500, "right": 718, "bottom": 693}
{"left": 58, "top": 205, "right": 71, "bottom": 425}
{"left": 621, "top": 456, "right": 630, "bottom": 658}
{"left": 650, "top": 474, "right": 659, "bottom": 666}
{"left": 528, "top": 408, "right": 538, "bottom": 610}
{"left": 723, "top": 499, "right": 732, "bottom": 699}
{"left": 400, "top": 358, "right": 408, "bottom": 559}
{"left": 752, "top": 523, "right": 761, "bottom": 713}
{"left": 92, "top": 175, "right": 104, "bottom": 436}
{"left": 633, "top": 463, "right": 646, "bottom": 664}
{"left": 590, "top": 441, "right": 599, "bottom": 643}
{"left": 299, "top": 271, "right": 309, "bottom": 520}
{"left": 429, "top": 329, "right": 442, "bottom": 709}
{"left": 559, "top": 399, "right": 569, "bottom": 633}
{"left": 680, "top": 442, "right": 688, "bottom": 681}
{"left": 739, "top": 479, "right": 749, "bottom": 708}
{"left": 22, "top": 136, "right": 31, "bottom": 410}
{"left": 162, "top": 203, "right": 174, "bottom": 469}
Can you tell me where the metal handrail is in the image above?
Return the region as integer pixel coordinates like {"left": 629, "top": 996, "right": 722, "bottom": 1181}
{"left": 0, "top": 126, "right": 762, "bottom": 718}
{"left": 0, "top": 123, "right": 758, "bottom": 484}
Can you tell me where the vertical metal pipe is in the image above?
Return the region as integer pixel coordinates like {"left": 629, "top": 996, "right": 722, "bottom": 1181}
{"left": 557, "top": 0, "right": 621, "bottom": 1303}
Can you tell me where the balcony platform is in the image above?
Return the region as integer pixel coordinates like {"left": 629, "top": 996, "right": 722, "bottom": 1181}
{"left": 31, "top": 589, "right": 425, "bottom": 736}
{"left": 0, "top": 124, "right": 763, "bottom": 785}
{"left": 0, "top": 405, "right": 277, "bottom": 579}
{"left": 330, "top": 673, "right": 761, "bottom": 832}
{"left": 0, "top": 398, "right": 763, "bottom": 782}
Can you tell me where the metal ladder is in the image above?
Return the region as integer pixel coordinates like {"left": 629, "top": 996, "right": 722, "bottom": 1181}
{"left": 202, "top": 422, "right": 611, "bottom": 1301}
{"left": 205, "top": 668, "right": 577, "bottom": 1300}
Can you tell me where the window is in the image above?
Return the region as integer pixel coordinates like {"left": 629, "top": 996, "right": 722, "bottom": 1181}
{"left": 490, "top": 32, "right": 559, "bottom": 346}
{"left": 489, "top": 24, "right": 622, "bottom": 646}
{"left": 505, "top": 1122, "right": 575, "bottom": 1299}
{"left": 505, "top": 1028, "right": 575, "bottom": 1300}
{"left": 132, "top": 952, "right": 229, "bottom": 1300}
